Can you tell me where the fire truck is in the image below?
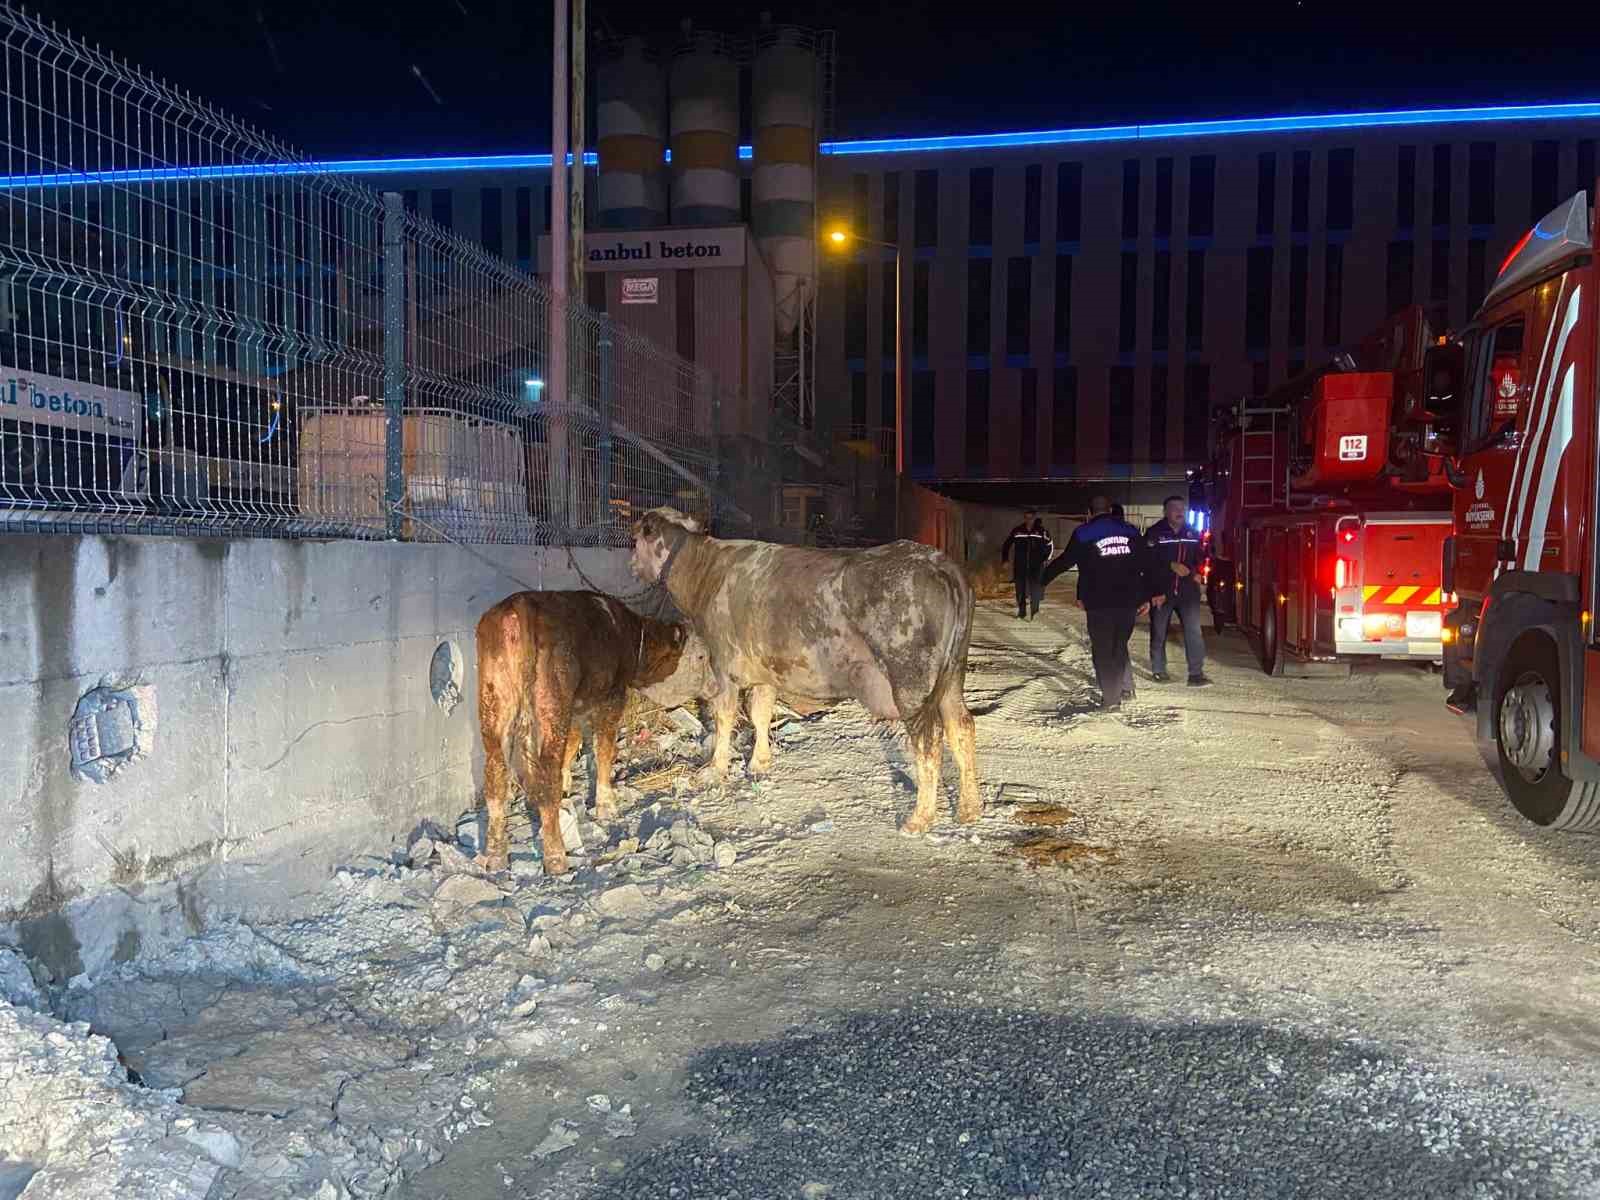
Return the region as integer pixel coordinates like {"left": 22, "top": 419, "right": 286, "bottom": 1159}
{"left": 1202, "top": 306, "right": 1454, "bottom": 674}
{"left": 1429, "top": 190, "right": 1600, "bottom": 830}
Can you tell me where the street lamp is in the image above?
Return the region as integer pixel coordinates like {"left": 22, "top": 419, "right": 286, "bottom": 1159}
{"left": 826, "top": 226, "right": 904, "bottom": 535}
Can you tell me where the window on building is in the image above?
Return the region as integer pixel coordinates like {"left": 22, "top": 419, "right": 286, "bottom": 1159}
{"left": 1252, "top": 361, "right": 1270, "bottom": 396}
{"left": 544, "top": 185, "right": 553, "bottom": 232}
{"left": 1386, "top": 240, "right": 1414, "bottom": 316}
{"left": 1579, "top": 140, "right": 1597, "bottom": 198}
{"left": 1020, "top": 367, "right": 1038, "bottom": 473}
{"left": 1155, "top": 157, "right": 1173, "bottom": 238}
{"left": 845, "top": 262, "right": 867, "bottom": 358}
{"left": 515, "top": 187, "right": 532, "bottom": 261}
{"left": 1186, "top": 250, "right": 1205, "bottom": 352}
{"left": 1397, "top": 145, "right": 1416, "bottom": 229}
{"left": 882, "top": 262, "right": 897, "bottom": 358}
{"left": 1109, "top": 366, "right": 1135, "bottom": 466}
{"left": 1118, "top": 251, "right": 1138, "bottom": 354}
{"left": 883, "top": 171, "right": 900, "bottom": 242}
{"left": 966, "top": 369, "right": 990, "bottom": 475}
{"left": 431, "top": 190, "right": 453, "bottom": 230}
{"left": 480, "top": 187, "right": 503, "bottom": 256}
{"left": 1006, "top": 256, "right": 1031, "bottom": 357}
{"left": 1291, "top": 150, "right": 1310, "bottom": 234}
{"left": 1531, "top": 140, "right": 1560, "bottom": 222}
{"left": 1289, "top": 245, "right": 1307, "bottom": 347}
{"left": 1189, "top": 154, "right": 1216, "bottom": 237}
{"left": 402, "top": 189, "right": 419, "bottom": 213}
{"left": 882, "top": 372, "right": 896, "bottom": 432}
{"left": 1121, "top": 159, "right": 1140, "bottom": 239}
{"left": 967, "top": 259, "right": 991, "bottom": 355}
{"left": 585, "top": 271, "right": 605, "bottom": 313}
{"left": 913, "top": 261, "right": 930, "bottom": 357}
{"left": 1056, "top": 162, "right": 1082, "bottom": 242}
{"left": 1053, "top": 254, "right": 1072, "bottom": 354}
{"left": 741, "top": 177, "right": 752, "bottom": 224}
{"left": 1467, "top": 238, "right": 1488, "bottom": 315}
{"left": 1149, "top": 365, "right": 1169, "bottom": 465}
{"left": 1152, "top": 250, "right": 1171, "bottom": 353}
{"left": 914, "top": 169, "right": 938, "bottom": 248}
{"left": 852, "top": 173, "right": 869, "bottom": 233}
{"left": 1432, "top": 145, "right": 1451, "bottom": 227}
{"left": 850, "top": 372, "right": 867, "bottom": 439}
{"left": 1327, "top": 148, "right": 1354, "bottom": 232}
{"left": 1184, "top": 364, "right": 1210, "bottom": 463}
{"left": 911, "top": 370, "right": 935, "bottom": 470}
{"left": 1053, "top": 366, "right": 1077, "bottom": 466}
{"left": 969, "top": 167, "right": 994, "bottom": 246}
{"left": 1324, "top": 243, "right": 1344, "bottom": 345}
{"left": 1024, "top": 164, "right": 1042, "bottom": 243}
{"left": 1256, "top": 152, "right": 1276, "bottom": 237}
{"left": 1245, "top": 247, "right": 1272, "bottom": 350}
{"left": 1430, "top": 239, "right": 1450, "bottom": 311}
{"left": 1469, "top": 142, "right": 1496, "bottom": 225}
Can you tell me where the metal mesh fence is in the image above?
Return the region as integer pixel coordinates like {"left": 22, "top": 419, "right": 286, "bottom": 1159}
{"left": 0, "top": 4, "right": 738, "bottom": 546}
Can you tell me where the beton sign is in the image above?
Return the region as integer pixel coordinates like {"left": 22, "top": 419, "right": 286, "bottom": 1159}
{"left": 1, "top": 367, "right": 139, "bottom": 437}
{"left": 537, "top": 226, "right": 746, "bottom": 274}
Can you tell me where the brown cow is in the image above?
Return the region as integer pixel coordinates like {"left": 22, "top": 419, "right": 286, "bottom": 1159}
{"left": 475, "top": 590, "right": 709, "bottom": 875}
{"left": 629, "top": 508, "right": 980, "bottom": 831}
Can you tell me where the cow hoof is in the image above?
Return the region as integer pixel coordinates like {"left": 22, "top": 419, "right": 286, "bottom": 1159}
{"left": 956, "top": 803, "right": 983, "bottom": 825}
{"left": 594, "top": 800, "right": 618, "bottom": 823}
{"left": 543, "top": 848, "right": 570, "bottom": 876}
{"left": 697, "top": 765, "right": 730, "bottom": 788}
{"left": 475, "top": 850, "right": 510, "bottom": 873}
{"left": 901, "top": 811, "right": 935, "bottom": 835}
{"left": 749, "top": 754, "right": 772, "bottom": 778}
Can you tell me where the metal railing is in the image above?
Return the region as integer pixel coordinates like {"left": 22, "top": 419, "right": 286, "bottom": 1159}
{"left": 0, "top": 4, "right": 736, "bottom": 547}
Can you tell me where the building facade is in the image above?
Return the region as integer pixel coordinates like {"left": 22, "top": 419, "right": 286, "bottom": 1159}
{"left": 330, "top": 104, "right": 1600, "bottom": 497}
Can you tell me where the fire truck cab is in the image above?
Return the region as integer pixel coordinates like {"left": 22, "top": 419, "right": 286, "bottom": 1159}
{"left": 1430, "top": 190, "right": 1600, "bottom": 830}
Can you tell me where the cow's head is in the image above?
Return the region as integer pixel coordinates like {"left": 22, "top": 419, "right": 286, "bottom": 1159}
{"left": 636, "top": 624, "right": 713, "bottom": 708}
{"left": 630, "top": 506, "right": 702, "bottom": 584}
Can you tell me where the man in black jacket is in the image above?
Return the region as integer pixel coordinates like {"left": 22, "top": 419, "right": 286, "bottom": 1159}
{"left": 1041, "top": 496, "right": 1165, "bottom": 711}
{"left": 1145, "top": 495, "right": 1211, "bottom": 686}
{"left": 1000, "top": 509, "right": 1053, "bottom": 620}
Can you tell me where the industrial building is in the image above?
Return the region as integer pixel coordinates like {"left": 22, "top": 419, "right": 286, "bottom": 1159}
{"left": 228, "top": 96, "right": 1600, "bottom": 513}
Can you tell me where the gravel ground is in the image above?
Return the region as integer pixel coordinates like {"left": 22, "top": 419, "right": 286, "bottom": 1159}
{"left": 7, "top": 597, "right": 1600, "bottom": 1199}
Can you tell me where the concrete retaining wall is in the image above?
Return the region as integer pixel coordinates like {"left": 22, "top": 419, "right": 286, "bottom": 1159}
{"left": 0, "top": 534, "right": 636, "bottom": 983}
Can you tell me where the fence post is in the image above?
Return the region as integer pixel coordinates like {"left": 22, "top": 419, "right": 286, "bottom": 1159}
{"left": 597, "top": 330, "right": 613, "bottom": 529}
{"left": 382, "top": 191, "right": 406, "bottom": 540}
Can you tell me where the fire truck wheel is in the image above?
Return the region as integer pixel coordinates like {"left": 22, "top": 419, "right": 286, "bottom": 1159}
{"left": 1493, "top": 632, "right": 1572, "bottom": 826}
{"left": 1207, "top": 577, "right": 1229, "bottom": 633}
{"left": 1258, "top": 599, "right": 1285, "bottom": 677}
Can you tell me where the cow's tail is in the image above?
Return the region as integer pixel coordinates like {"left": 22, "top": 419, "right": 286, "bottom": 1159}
{"left": 479, "top": 602, "right": 540, "bottom": 782}
{"left": 906, "top": 559, "right": 975, "bottom": 748}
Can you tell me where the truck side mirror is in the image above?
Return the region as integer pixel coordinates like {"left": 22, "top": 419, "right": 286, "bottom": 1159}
{"left": 1422, "top": 343, "right": 1464, "bottom": 423}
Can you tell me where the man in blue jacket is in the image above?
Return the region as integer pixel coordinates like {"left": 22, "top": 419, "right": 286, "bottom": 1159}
{"left": 1000, "top": 509, "right": 1053, "bottom": 620}
{"left": 1041, "top": 496, "right": 1165, "bottom": 711}
{"left": 1145, "top": 495, "right": 1212, "bottom": 687}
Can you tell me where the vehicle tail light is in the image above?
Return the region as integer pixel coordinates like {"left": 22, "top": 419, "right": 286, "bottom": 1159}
{"left": 1334, "top": 557, "right": 1350, "bottom": 589}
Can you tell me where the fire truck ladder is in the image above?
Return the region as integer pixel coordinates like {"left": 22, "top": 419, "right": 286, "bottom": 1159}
{"left": 1237, "top": 402, "right": 1289, "bottom": 512}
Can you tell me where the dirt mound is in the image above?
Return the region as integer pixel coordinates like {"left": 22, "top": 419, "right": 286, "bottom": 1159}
{"left": 1003, "top": 835, "right": 1119, "bottom": 869}
{"left": 1014, "top": 804, "right": 1075, "bottom": 826}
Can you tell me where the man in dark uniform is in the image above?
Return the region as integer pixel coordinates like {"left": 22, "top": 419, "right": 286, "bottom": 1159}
{"left": 1041, "top": 496, "right": 1164, "bottom": 711}
{"left": 1145, "top": 495, "right": 1212, "bottom": 687}
{"left": 1000, "top": 508, "right": 1053, "bottom": 620}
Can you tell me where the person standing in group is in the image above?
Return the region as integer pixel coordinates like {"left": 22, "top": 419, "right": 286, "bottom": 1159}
{"left": 1000, "top": 508, "right": 1053, "bottom": 620}
{"left": 1145, "top": 495, "right": 1212, "bottom": 687}
{"left": 1041, "top": 496, "right": 1164, "bottom": 711}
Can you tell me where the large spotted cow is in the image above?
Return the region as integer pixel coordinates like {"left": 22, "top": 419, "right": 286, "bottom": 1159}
{"left": 629, "top": 509, "right": 980, "bottom": 831}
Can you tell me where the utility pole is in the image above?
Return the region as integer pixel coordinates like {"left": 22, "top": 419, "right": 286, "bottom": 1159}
{"left": 549, "top": 0, "right": 571, "bottom": 532}
{"left": 569, "top": 0, "right": 588, "bottom": 527}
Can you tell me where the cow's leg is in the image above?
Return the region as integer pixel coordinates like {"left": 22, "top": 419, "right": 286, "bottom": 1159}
{"left": 701, "top": 678, "right": 738, "bottom": 783}
{"left": 559, "top": 724, "right": 583, "bottom": 807}
{"left": 901, "top": 721, "right": 945, "bottom": 834}
{"left": 479, "top": 726, "right": 513, "bottom": 872}
{"left": 523, "top": 668, "right": 574, "bottom": 874}
{"left": 748, "top": 684, "right": 777, "bottom": 776}
{"left": 943, "top": 688, "right": 982, "bottom": 824}
{"left": 591, "top": 699, "right": 625, "bottom": 822}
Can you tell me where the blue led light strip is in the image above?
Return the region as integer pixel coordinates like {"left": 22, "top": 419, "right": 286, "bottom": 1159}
{"left": 8, "top": 101, "right": 1600, "bottom": 188}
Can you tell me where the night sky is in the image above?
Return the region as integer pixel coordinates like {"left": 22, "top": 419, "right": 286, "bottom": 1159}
{"left": 45, "top": 0, "right": 1599, "bottom": 159}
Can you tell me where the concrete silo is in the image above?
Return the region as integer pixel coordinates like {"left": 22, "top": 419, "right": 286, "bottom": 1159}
{"left": 595, "top": 37, "right": 668, "bottom": 230}
{"left": 668, "top": 26, "right": 740, "bottom": 225}
{"left": 751, "top": 21, "right": 819, "bottom": 337}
